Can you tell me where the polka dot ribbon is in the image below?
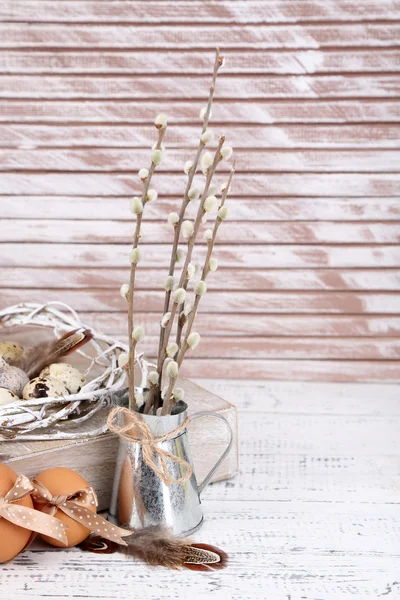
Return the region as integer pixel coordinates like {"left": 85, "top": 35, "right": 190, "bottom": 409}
{"left": 0, "top": 474, "right": 69, "bottom": 545}
{"left": 31, "top": 479, "right": 131, "bottom": 546}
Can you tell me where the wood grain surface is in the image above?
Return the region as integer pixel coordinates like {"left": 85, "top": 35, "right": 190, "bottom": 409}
{"left": 0, "top": 1, "right": 399, "bottom": 381}
{"left": 1, "top": 379, "right": 398, "bottom": 599}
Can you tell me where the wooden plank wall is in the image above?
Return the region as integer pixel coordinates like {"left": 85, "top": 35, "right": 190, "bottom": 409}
{"left": 0, "top": 1, "right": 399, "bottom": 382}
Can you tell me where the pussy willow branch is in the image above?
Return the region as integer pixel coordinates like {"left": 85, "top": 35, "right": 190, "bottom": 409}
{"left": 145, "top": 138, "right": 225, "bottom": 418}
{"left": 175, "top": 303, "right": 186, "bottom": 350}
{"left": 159, "top": 139, "right": 226, "bottom": 416}
{"left": 160, "top": 374, "right": 177, "bottom": 416}
{"left": 127, "top": 126, "right": 166, "bottom": 410}
{"left": 145, "top": 139, "right": 225, "bottom": 416}
{"left": 158, "top": 137, "right": 225, "bottom": 371}
{"left": 155, "top": 49, "right": 223, "bottom": 379}
{"left": 200, "top": 161, "right": 235, "bottom": 281}
{"left": 144, "top": 49, "right": 224, "bottom": 415}
{"left": 176, "top": 163, "right": 235, "bottom": 371}
{"left": 174, "top": 244, "right": 195, "bottom": 350}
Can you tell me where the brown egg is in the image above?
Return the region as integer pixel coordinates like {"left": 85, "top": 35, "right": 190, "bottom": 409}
{"left": 33, "top": 467, "right": 96, "bottom": 548}
{"left": 0, "top": 463, "right": 34, "bottom": 563}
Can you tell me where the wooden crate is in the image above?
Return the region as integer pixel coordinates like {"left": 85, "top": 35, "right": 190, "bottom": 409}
{"left": 1, "top": 379, "right": 238, "bottom": 510}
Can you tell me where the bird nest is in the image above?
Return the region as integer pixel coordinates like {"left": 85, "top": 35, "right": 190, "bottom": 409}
{"left": 0, "top": 302, "right": 145, "bottom": 441}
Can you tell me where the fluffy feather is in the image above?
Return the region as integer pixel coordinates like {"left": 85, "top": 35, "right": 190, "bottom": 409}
{"left": 14, "top": 328, "right": 93, "bottom": 378}
{"left": 78, "top": 526, "right": 228, "bottom": 571}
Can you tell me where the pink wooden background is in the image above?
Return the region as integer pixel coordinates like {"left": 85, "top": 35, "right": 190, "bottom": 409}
{"left": 0, "top": 1, "right": 399, "bottom": 381}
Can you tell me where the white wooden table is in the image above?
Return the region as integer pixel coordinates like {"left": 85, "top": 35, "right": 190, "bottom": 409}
{"left": 1, "top": 379, "right": 399, "bottom": 599}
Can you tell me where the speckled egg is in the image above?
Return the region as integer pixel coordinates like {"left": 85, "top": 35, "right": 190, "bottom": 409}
{"left": 0, "top": 463, "right": 35, "bottom": 563}
{"left": 0, "top": 358, "right": 29, "bottom": 397}
{"left": 33, "top": 467, "right": 97, "bottom": 547}
{"left": 0, "top": 341, "right": 24, "bottom": 364}
{"left": 22, "top": 377, "right": 69, "bottom": 400}
{"left": 40, "top": 363, "right": 85, "bottom": 395}
{"left": 0, "top": 387, "right": 19, "bottom": 406}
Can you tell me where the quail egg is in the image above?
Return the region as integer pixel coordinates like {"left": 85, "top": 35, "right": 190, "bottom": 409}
{"left": 40, "top": 363, "right": 85, "bottom": 395}
{"left": 0, "top": 387, "right": 19, "bottom": 406}
{"left": 0, "top": 341, "right": 24, "bottom": 364}
{"left": 22, "top": 377, "right": 69, "bottom": 400}
{"left": 0, "top": 357, "right": 29, "bottom": 397}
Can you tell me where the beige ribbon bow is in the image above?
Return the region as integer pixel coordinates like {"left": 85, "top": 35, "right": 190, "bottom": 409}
{"left": 0, "top": 474, "right": 69, "bottom": 545}
{"left": 107, "top": 406, "right": 193, "bottom": 486}
{"left": 31, "top": 479, "right": 131, "bottom": 546}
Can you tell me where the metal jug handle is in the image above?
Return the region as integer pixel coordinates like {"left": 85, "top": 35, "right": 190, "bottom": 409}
{"left": 189, "top": 411, "right": 233, "bottom": 495}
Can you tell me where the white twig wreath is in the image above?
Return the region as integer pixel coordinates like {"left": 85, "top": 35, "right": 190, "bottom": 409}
{"left": 0, "top": 302, "right": 147, "bottom": 441}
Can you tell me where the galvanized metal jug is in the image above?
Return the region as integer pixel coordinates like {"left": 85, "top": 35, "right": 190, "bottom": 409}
{"left": 108, "top": 402, "right": 233, "bottom": 536}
